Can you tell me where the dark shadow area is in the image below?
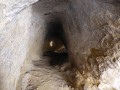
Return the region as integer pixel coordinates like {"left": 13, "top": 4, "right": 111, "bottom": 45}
{"left": 43, "top": 21, "right": 68, "bottom": 66}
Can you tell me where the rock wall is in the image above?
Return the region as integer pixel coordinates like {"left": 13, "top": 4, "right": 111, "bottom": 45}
{"left": 0, "top": 0, "right": 120, "bottom": 90}
{"left": 0, "top": 0, "right": 45, "bottom": 90}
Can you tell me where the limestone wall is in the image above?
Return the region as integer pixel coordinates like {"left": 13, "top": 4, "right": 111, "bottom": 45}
{"left": 0, "top": 0, "right": 120, "bottom": 90}
{"left": 0, "top": 0, "right": 45, "bottom": 90}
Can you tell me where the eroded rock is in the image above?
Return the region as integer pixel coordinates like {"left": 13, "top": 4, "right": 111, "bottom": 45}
{"left": 0, "top": 0, "right": 120, "bottom": 90}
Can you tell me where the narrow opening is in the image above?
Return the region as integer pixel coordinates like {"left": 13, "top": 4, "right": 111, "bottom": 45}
{"left": 42, "top": 21, "right": 68, "bottom": 66}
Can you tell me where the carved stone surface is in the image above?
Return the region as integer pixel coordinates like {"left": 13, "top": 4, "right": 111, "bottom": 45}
{"left": 0, "top": 0, "right": 120, "bottom": 90}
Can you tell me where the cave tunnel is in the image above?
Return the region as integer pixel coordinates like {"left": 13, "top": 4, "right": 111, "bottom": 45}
{"left": 0, "top": 0, "right": 120, "bottom": 90}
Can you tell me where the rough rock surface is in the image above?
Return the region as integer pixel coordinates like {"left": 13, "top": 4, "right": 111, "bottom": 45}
{"left": 0, "top": 0, "right": 39, "bottom": 90}
{"left": 0, "top": 0, "right": 120, "bottom": 90}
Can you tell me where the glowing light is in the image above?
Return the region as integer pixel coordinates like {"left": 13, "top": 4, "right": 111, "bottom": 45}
{"left": 50, "top": 41, "right": 53, "bottom": 47}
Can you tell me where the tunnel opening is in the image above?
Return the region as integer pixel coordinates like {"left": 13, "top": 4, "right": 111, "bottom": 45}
{"left": 2, "top": 0, "right": 119, "bottom": 90}
{"left": 42, "top": 21, "right": 68, "bottom": 66}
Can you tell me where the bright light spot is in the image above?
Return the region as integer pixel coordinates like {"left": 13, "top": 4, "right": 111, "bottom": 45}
{"left": 50, "top": 41, "right": 53, "bottom": 47}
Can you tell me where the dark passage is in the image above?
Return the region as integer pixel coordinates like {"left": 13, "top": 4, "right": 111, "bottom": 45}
{"left": 43, "top": 21, "right": 68, "bottom": 66}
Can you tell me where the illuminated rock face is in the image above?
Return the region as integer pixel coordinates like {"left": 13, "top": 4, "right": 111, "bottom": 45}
{"left": 0, "top": 0, "right": 120, "bottom": 90}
